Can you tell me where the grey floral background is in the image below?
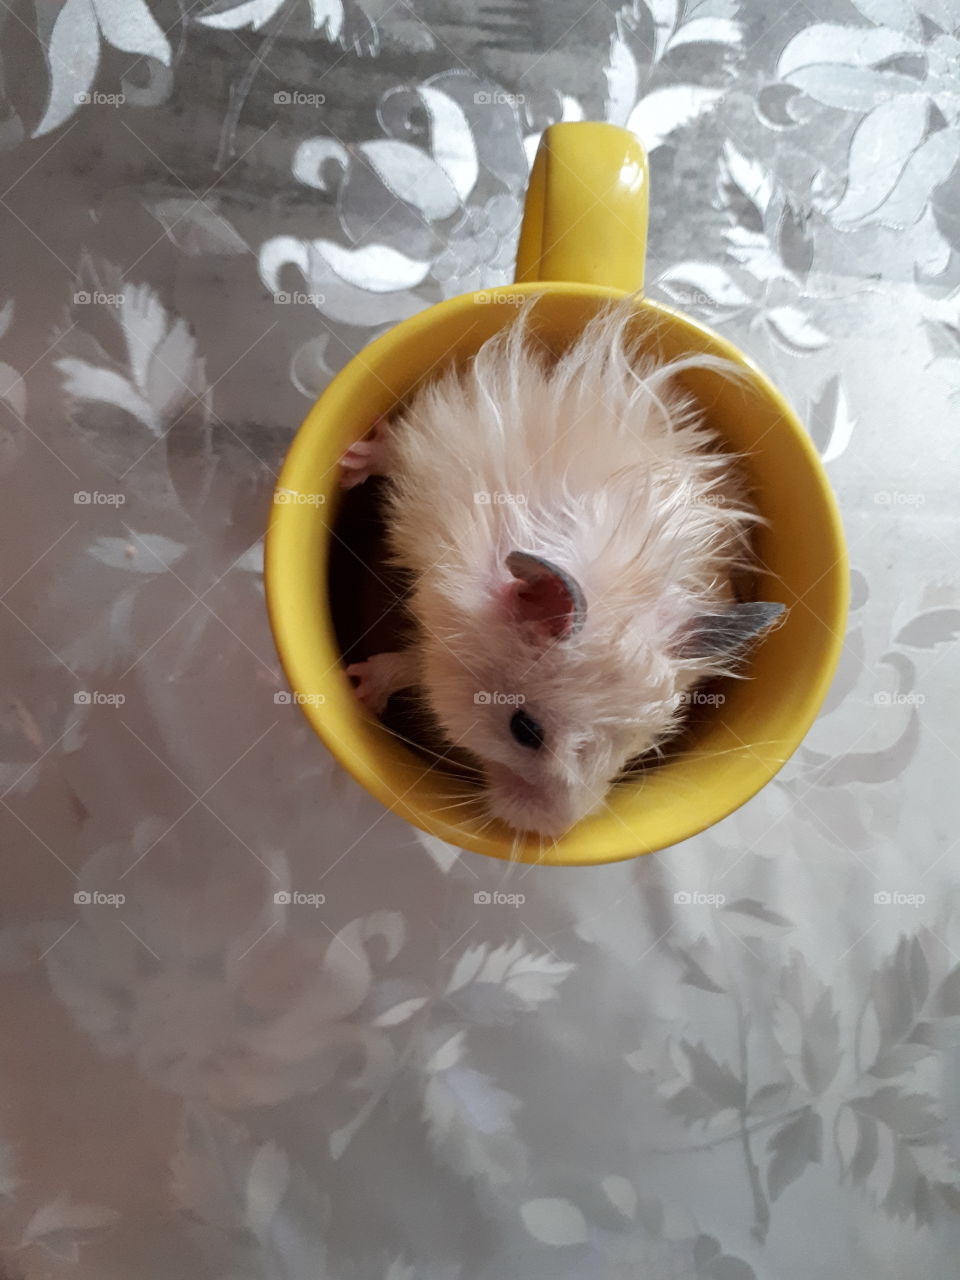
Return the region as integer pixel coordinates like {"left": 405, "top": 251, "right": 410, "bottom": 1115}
{"left": 0, "top": 0, "right": 959, "bottom": 1276}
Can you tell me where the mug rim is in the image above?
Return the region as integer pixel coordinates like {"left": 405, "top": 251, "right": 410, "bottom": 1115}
{"left": 265, "top": 283, "right": 849, "bottom": 864}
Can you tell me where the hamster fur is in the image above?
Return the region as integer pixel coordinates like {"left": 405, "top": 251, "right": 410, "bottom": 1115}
{"left": 342, "top": 299, "right": 784, "bottom": 837}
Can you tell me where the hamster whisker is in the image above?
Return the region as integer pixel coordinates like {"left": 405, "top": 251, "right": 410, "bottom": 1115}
{"left": 506, "top": 829, "right": 523, "bottom": 866}
{"left": 378, "top": 724, "right": 486, "bottom": 775}
{"left": 429, "top": 796, "right": 485, "bottom": 814}
{"left": 653, "top": 737, "right": 785, "bottom": 764}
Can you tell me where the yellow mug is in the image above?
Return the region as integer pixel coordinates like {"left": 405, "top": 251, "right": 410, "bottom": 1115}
{"left": 265, "top": 122, "right": 848, "bottom": 865}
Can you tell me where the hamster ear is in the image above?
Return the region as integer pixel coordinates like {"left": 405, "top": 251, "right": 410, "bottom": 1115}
{"left": 505, "top": 550, "right": 587, "bottom": 642}
{"left": 675, "top": 602, "right": 785, "bottom": 660}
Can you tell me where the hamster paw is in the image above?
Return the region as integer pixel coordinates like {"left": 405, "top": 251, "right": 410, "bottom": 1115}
{"left": 340, "top": 417, "right": 389, "bottom": 489}
{"left": 346, "top": 651, "right": 417, "bottom": 715}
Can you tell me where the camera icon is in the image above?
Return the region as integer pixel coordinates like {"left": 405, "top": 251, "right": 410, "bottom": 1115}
{"left": 874, "top": 891, "right": 892, "bottom": 905}
{"left": 473, "top": 691, "right": 491, "bottom": 705}
{"left": 74, "top": 291, "right": 91, "bottom": 305}
{"left": 274, "top": 291, "right": 291, "bottom": 304}
{"left": 673, "top": 891, "right": 692, "bottom": 905}
{"left": 274, "top": 91, "right": 291, "bottom": 104}
{"left": 74, "top": 691, "right": 91, "bottom": 705}
{"left": 274, "top": 691, "right": 292, "bottom": 704}
{"left": 74, "top": 890, "right": 91, "bottom": 904}
{"left": 474, "top": 891, "right": 491, "bottom": 904}
{"left": 274, "top": 891, "right": 292, "bottom": 904}
{"left": 474, "top": 491, "right": 491, "bottom": 504}
{"left": 473, "top": 92, "right": 491, "bottom": 104}
{"left": 74, "top": 92, "right": 91, "bottom": 105}
{"left": 475, "top": 291, "right": 490, "bottom": 305}
{"left": 73, "top": 491, "right": 91, "bottom": 504}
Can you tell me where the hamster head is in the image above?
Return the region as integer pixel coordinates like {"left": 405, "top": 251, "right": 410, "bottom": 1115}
{"left": 417, "top": 551, "right": 783, "bottom": 839}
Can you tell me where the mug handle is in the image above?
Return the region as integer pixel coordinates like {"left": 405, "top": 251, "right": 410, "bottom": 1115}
{"left": 514, "top": 122, "right": 649, "bottom": 292}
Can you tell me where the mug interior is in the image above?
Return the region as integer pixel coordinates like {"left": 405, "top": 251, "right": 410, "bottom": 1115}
{"left": 265, "top": 286, "right": 847, "bottom": 864}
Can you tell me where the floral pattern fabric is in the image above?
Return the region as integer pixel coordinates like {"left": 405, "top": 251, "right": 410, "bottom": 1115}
{"left": 1, "top": 1, "right": 959, "bottom": 1277}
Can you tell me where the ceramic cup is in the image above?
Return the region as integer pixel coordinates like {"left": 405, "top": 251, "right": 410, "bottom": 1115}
{"left": 266, "top": 122, "right": 848, "bottom": 865}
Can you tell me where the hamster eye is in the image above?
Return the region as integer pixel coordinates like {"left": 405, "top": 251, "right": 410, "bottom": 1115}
{"left": 510, "top": 708, "right": 544, "bottom": 750}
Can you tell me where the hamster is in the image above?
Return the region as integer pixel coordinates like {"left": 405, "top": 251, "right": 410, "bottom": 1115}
{"left": 340, "top": 300, "right": 784, "bottom": 837}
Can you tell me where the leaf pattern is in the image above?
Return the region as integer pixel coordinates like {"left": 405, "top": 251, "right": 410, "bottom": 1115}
{"left": 777, "top": 8, "right": 960, "bottom": 232}
{"left": 662, "top": 1041, "right": 745, "bottom": 1125}
{"left": 445, "top": 939, "right": 574, "bottom": 1018}
{"left": 766, "top": 1107, "right": 822, "bottom": 1201}
{"left": 34, "top": 0, "right": 172, "bottom": 136}
{"left": 520, "top": 1197, "right": 589, "bottom": 1245}
{"left": 421, "top": 1029, "right": 525, "bottom": 1186}
{"left": 17, "top": 1194, "right": 120, "bottom": 1261}
{"left": 775, "top": 953, "right": 842, "bottom": 1095}
{"left": 198, "top": 0, "right": 344, "bottom": 37}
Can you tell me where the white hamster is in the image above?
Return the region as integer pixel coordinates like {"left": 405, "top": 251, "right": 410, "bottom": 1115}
{"left": 340, "top": 300, "right": 784, "bottom": 836}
